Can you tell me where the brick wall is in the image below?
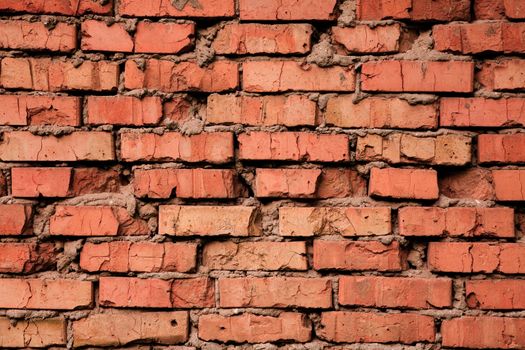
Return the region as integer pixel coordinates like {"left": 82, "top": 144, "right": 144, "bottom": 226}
{"left": 0, "top": 0, "right": 524, "bottom": 348}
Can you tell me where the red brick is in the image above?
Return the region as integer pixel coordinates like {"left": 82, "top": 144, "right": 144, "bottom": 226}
{"left": 478, "top": 59, "right": 525, "bottom": 91}
{"left": 72, "top": 311, "right": 188, "bottom": 347}
{"left": 80, "top": 241, "right": 197, "bottom": 273}
{"left": 439, "top": 168, "right": 496, "bottom": 200}
{"left": 219, "top": 277, "right": 332, "bottom": 308}
{"left": 0, "top": 0, "right": 112, "bottom": 15}
{"left": 81, "top": 20, "right": 133, "bottom": 52}
{"left": 163, "top": 96, "right": 192, "bottom": 124}
{"left": 135, "top": 22, "right": 195, "bottom": 54}
{"left": 213, "top": 23, "right": 312, "bottom": 54}
{"left": 99, "top": 277, "right": 214, "bottom": 308}
{"left": 124, "top": 59, "right": 238, "bottom": 92}
{"left": 203, "top": 241, "right": 307, "bottom": 270}
{"left": 239, "top": 0, "right": 337, "bottom": 20}
{"left": 243, "top": 61, "right": 355, "bottom": 92}
{"left": 120, "top": 132, "right": 233, "bottom": 163}
{"left": 505, "top": 0, "right": 525, "bottom": 18}
{"left": 0, "top": 172, "right": 5, "bottom": 197}
{"left": 49, "top": 206, "right": 149, "bottom": 237}
{"left": 475, "top": 0, "right": 506, "bottom": 18}
{"left": 0, "top": 243, "right": 55, "bottom": 273}
{"left": 0, "top": 318, "right": 66, "bottom": 348}
{"left": 313, "top": 240, "right": 406, "bottom": 271}
{"left": 0, "top": 20, "right": 76, "bottom": 52}
{"left": 466, "top": 280, "right": 525, "bottom": 309}
{"left": 319, "top": 312, "right": 435, "bottom": 343}
{"left": 279, "top": 207, "right": 392, "bottom": 236}
{"left": 86, "top": 96, "right": 162, "bottom": 126}
{"left": 0, "top": 279, "right": 92, "bottom": 310}
{"left": 0, "top": 95, "right": 80, "bottom": 126}
{"left": 0, "top": 131, "right": 113, "bottom": 162}
{"left": 369, "top": 167, "right": 438, "bottom": 200}
{"left": 256, "top": 168, "right": 366, "bottom": 198}
{"left": 440, "top": 97, "right": 525, "bottom": 127}
{"left": 434, "top": 22, "right": 525, "bottom": 54}
{"left": 493, "top": 170, "right": 525, "bottom": 201}
{"left": 199, "top": 313, "right": 311, "bottom": 343}
{"left": 134, "top": 168, "right": 242, "bottom": 199}
{"left": 207, "top": 94, "right": 317, "bottom": 126}
{"left": 239, "top": 132, "right": 349, "bottom": 162}
{"left": 12, "top": 167, "right": 72, "bottom": 197}
{"left": 442, "top": 317, "right": 525, "bottom": 348}
{"left": 70, "top": 168, "right": 120, "bottom": 195}
{"left": 0, "top": 58, "right": 119, "bottom": 92}
{"left": 332, "top": 24, "right": 402, "bottom": 53}
{"left": 399, "top": 207, "right": 515, "bottom": 237}
{"left": 478, "top": 134, "right": 525, "bottom": 163}
{"left": 339, "top": 276, "right": 452, "bottom": 309}
{"left": 0, "top": 204, "right": 32, "bottom": 235}
{"left": 357, "top": 134, "right": 471, "bottom": 166}
{"left": 427, "top": 242, "right": 525, "bottom": 273}
{"left": 159, "top": 205, "right": 261, "bottom": 237}
{"left": 118, "top": 0, "right": 234, "bottom": 17}
{"left": 357, "top": 0, "right": 470, "bottom": 21}
{"left": 362, "top": 60, "right": 474, "bottom": 93}
{"left": 325, "top": 96, "right": 437, "bottom": 129}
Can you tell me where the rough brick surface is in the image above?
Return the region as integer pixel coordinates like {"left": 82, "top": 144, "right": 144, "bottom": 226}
{"left": 1, "top": 1, "right": 523, "bottom": 348}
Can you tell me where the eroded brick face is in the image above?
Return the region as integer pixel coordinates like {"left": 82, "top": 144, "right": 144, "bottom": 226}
{"left": 0, "top": 0, "right": 523, "bottom": 348}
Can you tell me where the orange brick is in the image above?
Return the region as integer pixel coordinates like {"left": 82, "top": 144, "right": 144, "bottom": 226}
{"left": 0, "top": 243, "right": 55, "bottom": 273}
{"left": 357, "top": 0, "right": 470, "bottom": 21}
{"left": 81, "top": 20, "right": 133, "bottom": 52}
{"left": 478, "top": 59, "right": 525, "bottom": 91}
{"left": 439, "top": 168, "right": 496, "bottom": 200}
{"left": 0, "top": 318, "right": 66, "bottom": 348}
{"left": 0, "top": 0, "right": 112, "bottom": 15}
{"left": 0, "top": 20, "right": 76, "bottom": 52}
{"left": 369, "top": 167, "right": 439, "bottom": 200}
{"left": 243, "top": 61, "right": 355, "bottom": 92}
{"left": 466, "top": 280, "right": 525, "bottom": 309}
{"left": 0, "top": 204, "right": 32, "bottom": 236}
{"left": 492, "top": 170, "right": 525, "bottom": 201}
{"left": 118, "top": 0, "right": 234, "bottom": 17}
{"left": 135, "top": 22, "right": 195, "bottom": 54}
{"left": 332, "top": 24, "right": 402, "bottom": 53}
{"left": 478, "top": 134, "right": 525, "bottom": 163}
{"left": 86, "top": 96, "right": 162, "bottom": 125}
{"left": 239, "top": 0, "right": 337, "bottom": 20}
{"left": 12, "top": 167, "right": 72, "bottom": 197}
{"left": 0, "top": 95, "right": 80, "bottom": 126}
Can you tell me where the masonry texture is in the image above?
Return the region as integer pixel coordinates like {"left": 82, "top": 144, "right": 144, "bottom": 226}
{"left": 0, "top": 0, "right": 524, "bottom": 349}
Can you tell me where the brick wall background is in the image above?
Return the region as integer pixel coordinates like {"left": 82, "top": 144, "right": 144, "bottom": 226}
{"left": 0, "top": 0, "right": 524, "bottom": 348}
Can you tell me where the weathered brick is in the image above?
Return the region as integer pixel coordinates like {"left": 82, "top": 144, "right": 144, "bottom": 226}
{"left": 12, "top": 167, "right": 72, "bottom": 197}
{"left": 239, "top": 0, "right": 337, "bottom": 20}
{"left": 440, "top": 97, "right": 525, "bottom": 127}
{"left": 478, "top": 59, "right": 525, "bottom": 91}
{"left": 0, "top": 279, "right": 92, "bottom": 310}
{"left": 135, "top": 22, "right": 195, "bottom": 53}
{"left": 0, "top": 204, "right": 32, "bottom": 236}
{"left": 203, "top": 241, "right": 307, "bottom": 270}
{"left": 325, "top": 96, "right": 437, "bottom": 129}
{"left": 357, "top": 0, "right": 470, "bottom": 21}
{"left": 279, "top": 207, "right": 392, "bottom": 236}
{"left": 475, "top": 0, "right": 506, "bottom": 18}
{"left": 133, "top": 168, "right": 242, "bottom": 199}
{"left": 399, "top": 207, "right": 515, "bottom": 237}
{"left": 0, "top": 20, "right": 76, "bottom": 52}
{"left": 369, "top": 167, "right": 439, "bottom": 200}
{"left": 124, "top": 59, "right": 238, "bottom": 92}
{"left": 493, "top": 170, "right": 525, "bottom": 201}
{"left": 120, "top": 132, "right": 234, "bottom": 163}
{"left": 0, "top": 95, "right": 80, "bottom": 126}
{"left": 255, "top": 168, "right": 366, "bottom": 198}
{"left": 213, "top": 23, "right": 312, "bottom": 54}
{"left": 339, "top": 276, "right": 452, "bottom": 309}
{"left": 0, "top": 0, "right": 112, "bottom": 15}
{"left": 428, "top": 242, "right": 525, "bottom": 274}
{"left": 0, "top": 243, "right": 55, "bottom": 273}
{"left": 319, "top": 312, "right": 435, "bottom": 343}
{"left": 504, "top": 0, "right": 525, "bottom": 18}
{"left": 362, "top": 60, "right": 474, "bottom": 92}
{"left": 238, "top": 132, "right": 349, "bottom": 162}
{"left": 466, "top": 280, "right": 525, "bottom": 309}
{"left": 49, "top": 206, "right": 149, "bottom": 236}
{"left": 478, "top": 134, "right": 525, "bottom": 163}
{"left": 207, "top": 94, "right": 317, "bottom": 126}
{"left": 118, "top": 0, "right": 235, "bottom": 17}
{"left": 332, "top": 24, "right": 403, "bottom": 53}
{"left": 313, "top": 240, "right": 406, "bottom": 271}
{"left": 99, "top": 277, "right": 214, "bottom": 308}
{"left": 73, "top": 311, "right": 188, "bottom": 347}
{"left": 357, "top": 133, "right": 471, "bottom": 165}
{"left": 81, "top": 20, "right": 133, "bottom": 52}
{"left": 0, "top": 58, "right": 119, "bottom": 92}
{"left": 199, "top": 313, "right": 311, "bottom": 343}
{"left": 0, "top": 318, "right": 66, "bottom": 348}
{"left": 442, "top": 317, "right": 525, "bottom": 348}
{"left": 219, "top": 277, "right": 332, "bottom": 308}
{"left": 243, "top": 61, "right": 355, "bottom": 92}
{"left": 439, "top": 168, "right": 496, "bottom": 200}
{"left": 159, "top": 205, "right": 261, "bottom": 236}
{"left": 86, "top": 96, "right": 162, "bottom": 126}
{"left": 80, "top": 242, "right": 197, "bottom": 273}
